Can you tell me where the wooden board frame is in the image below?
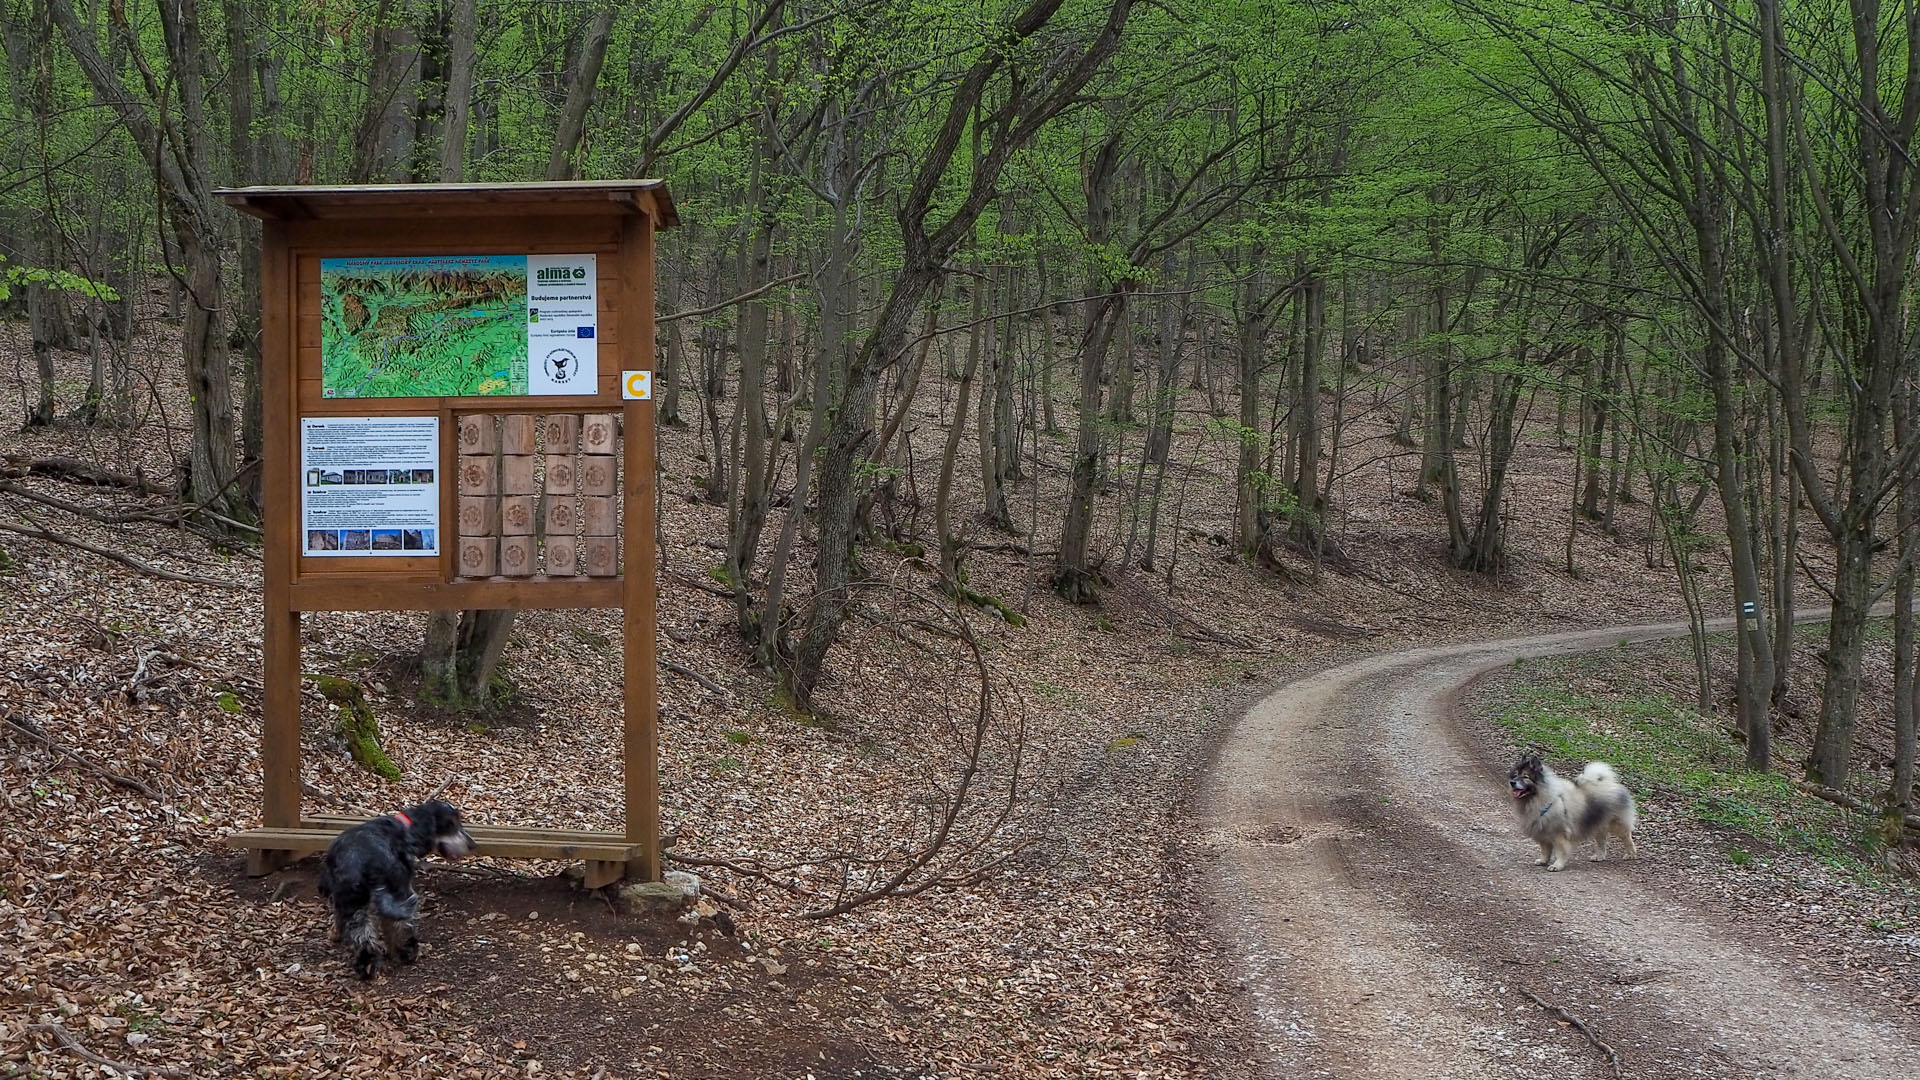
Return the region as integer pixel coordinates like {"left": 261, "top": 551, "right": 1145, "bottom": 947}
{"left": 216, "top": 182, "right": 674, "bottom": 883}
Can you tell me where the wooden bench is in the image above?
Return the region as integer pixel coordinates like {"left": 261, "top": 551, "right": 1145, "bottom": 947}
{"left": 227, "top": 817, "right": 647, "bottom": 888}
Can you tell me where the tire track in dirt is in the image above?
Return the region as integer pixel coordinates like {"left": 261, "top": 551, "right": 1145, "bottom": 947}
{"left": 1199, "top": 618, "right": 1920, "bottom": 1079}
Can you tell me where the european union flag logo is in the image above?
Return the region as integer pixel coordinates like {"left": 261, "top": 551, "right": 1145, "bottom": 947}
{"left": 577, "top": 326, "right": 595, "bottom": 339}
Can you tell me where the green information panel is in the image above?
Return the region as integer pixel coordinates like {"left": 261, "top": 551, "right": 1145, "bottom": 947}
{"left": 320, "top": 254, "right": 599, "bottom": 398}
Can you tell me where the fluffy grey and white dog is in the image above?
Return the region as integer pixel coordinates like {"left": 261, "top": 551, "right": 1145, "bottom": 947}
{"left": 317, "top": 801, "right": 475, "bottom": 978}
{"left": 1507, "top": 753, "right": 1638, "bottom": 871}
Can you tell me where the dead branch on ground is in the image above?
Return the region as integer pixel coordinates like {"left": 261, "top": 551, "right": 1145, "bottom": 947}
{"left": 3, "top": 711, "right": 166, "bottom": 800}
{"left": 1518, "top": 987, "right": 1624, "bottom": 1078}
{"left": 1793, "top": 780, "right": 1920, "bottom": 834}
{"left": 1, "top": 454, "right": 172, "bottom": 495}
{"left": 0, "top": 518, "right": 240, "bottom": 588}
{"left": 25, "top": 1022, "right": 188, "bottom": 1079}
{"left": 663, "top": 659, "right": 732, "bottom": 698}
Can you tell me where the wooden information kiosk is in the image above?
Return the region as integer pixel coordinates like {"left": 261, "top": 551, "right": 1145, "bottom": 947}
{"left": 218, "top": 181, "right": 678, "bottom": 886}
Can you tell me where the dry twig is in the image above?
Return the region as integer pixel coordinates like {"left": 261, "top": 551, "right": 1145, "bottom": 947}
{"left": 26, "top": 1022, "right": 188, "bottom": 1079}
{"left": 663, "top": 659, "right": 732, "bottom": 698}
{"left": 0, "top": 519, "right": 239, "bottom": 588}
{"left": 1792, "top": 780, "right": 1920, "bottom": 833}
{"left": 1518, "top": 987, "right": 1624, "bottom": 1078}
{"left": 3, "top": 711, "right": 165, "bottom": 800}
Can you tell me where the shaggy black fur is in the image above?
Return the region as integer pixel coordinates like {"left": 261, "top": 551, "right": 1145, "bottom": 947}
{"left": 317, "top": 800, "right": 475, "bottom": 979}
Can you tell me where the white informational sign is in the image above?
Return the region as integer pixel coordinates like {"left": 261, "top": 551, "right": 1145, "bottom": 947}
{"left": 300, "top": 416, "right": 441, "bottom": 557}
{"left": 527, "top": 254, "right": 599, "bottom": 395}
{"left": 621, "top": 370, "right": 653, "bottom": 400}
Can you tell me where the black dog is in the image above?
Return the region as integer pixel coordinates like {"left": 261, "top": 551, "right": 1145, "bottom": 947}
{"left": 317, "top": 800, "right": 475, "bottom": 979}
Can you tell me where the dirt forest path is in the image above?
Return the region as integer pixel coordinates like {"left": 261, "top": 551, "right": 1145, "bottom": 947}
{"left": 1199, "top": 617, "right": 1920, "bottom": 1080}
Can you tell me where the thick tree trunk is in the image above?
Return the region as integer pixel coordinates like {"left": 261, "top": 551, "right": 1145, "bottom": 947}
{"left": 727, "top": 128, "right": 777, "bottom": 633}
{"left": 438, "top": 0, "right": 477, "bottom": 181}
{"left": 1232, "top": 268, "right": 1273, "bottom": 560}
{"left": 1458, "top": 366, "right": 1523, "bottom": 573}
{"left": 938, "top": 316, "right": 982, "bottom": 582}
{"left": 1055, "top": 292, "right": 1123, "bottom": 602}
{"left": 1289, "top": 271, "right": 1324, "bottom": 550}
{"left": 352, "top": 1, "right": 421, "bottom": 182}
{"left": 545, "top": 8, "right": 615, "bottom": 181}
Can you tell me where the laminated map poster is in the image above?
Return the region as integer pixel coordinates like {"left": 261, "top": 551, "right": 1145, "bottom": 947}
{"left": 319, "top": 254, "right": 598, "bottom": 397}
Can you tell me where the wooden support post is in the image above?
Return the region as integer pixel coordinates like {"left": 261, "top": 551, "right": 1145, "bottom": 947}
{"left": 259, "top": 223, "right": 301, "bottom": 872}
{"left": 623, "top": 214, "right": 661, "bottom": 881}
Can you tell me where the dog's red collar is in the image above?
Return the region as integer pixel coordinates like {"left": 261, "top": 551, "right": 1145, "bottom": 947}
{"left": 391, "top": 810, "right": 412, "bottom": 828}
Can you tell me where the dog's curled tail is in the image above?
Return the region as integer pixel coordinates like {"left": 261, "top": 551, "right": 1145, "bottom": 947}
{"left": 373, "top": 887, "right": 420, "bottom": 922}
{"left": 1576, "top": 761, "right": 1620, "bottom": 786}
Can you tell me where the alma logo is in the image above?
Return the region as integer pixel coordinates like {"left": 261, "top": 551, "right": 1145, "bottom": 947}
{"left": 535, "top": 264, "right": 587, "bottom": 284}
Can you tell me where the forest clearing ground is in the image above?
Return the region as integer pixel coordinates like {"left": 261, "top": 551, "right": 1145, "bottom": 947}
{"left": 0, "top": 327, "right": 1857, "bottom": 1078}
{"left": 1202, "top": 620, "right": 1920, "bottom": 1080}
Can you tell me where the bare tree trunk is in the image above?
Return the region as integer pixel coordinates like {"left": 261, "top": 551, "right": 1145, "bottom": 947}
{"left": 787, "top": 0, "right": 1139, "bottom": 705}
{"left": 1232, "top": 266, "right": 1274, "bottom": 560}
{"left": 438, "top": 0, "right": 477, "bottom": 181}
{"left": 1055, "top": 293, "right": 1123, "bottom": 602}
{"left": 727, "top": 104, "right": 778, "bottom": 633}
{"left": 1054, "top": 129, "right": 1126, "bottom": 602}
{"left": 545, "top": 7, "right": 615, "bottom": 181}
{"left": 1459, "top": 363, "right": 1524, "bottom": 573}
{"left": 352, "top": 0, "right": 421, "bottom": 182}
{"left": 938, "top": 315, "right": 982, "bottom": 582}
{"left": 1289, "top": 270, "right": 1324, "bottom": 550}
{"left": 1893, "top": 377, "right": 1918, "bottom": 825}
{"left": 1143, "top": 240, "right": 1187, "bottom": 465}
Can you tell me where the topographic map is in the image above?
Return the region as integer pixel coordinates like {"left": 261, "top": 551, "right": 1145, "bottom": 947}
{"left": 320, "top": 255, "right": 530, "bottom": 397}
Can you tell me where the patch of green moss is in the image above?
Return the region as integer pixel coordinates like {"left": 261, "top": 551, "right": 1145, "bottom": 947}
{"left": 870, "top": 534, "right": 926, "bottom": 559}
{"left": 570, "top": 627, "right": 613, "bottom": 652}
{"left": 310, "top": 673, "right": 399, "bottom": 780}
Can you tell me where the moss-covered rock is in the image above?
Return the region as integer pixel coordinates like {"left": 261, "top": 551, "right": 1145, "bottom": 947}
{"left": 310, "top": 673, "right": 399, "bottom": 780}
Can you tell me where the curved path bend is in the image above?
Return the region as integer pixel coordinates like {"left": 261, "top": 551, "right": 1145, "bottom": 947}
{"left": 1200, "top": 618, "right": 1920, "bottom": 1079}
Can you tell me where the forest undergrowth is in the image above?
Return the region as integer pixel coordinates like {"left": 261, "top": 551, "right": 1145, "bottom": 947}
{"left": 1, "top": 323, "right": 1746, "bottom": 1077}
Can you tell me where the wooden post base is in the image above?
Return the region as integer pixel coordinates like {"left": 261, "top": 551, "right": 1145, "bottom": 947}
{"left": 583, "top": 860, "right": 627, "bottom": 889}
{"left": 246, "top": 848, "right": 297, "bottom": 877}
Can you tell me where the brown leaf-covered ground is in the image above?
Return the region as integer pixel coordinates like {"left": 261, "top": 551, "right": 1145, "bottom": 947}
{"left": 5, "top": 315, "right": 1875, "bottom": 1078}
